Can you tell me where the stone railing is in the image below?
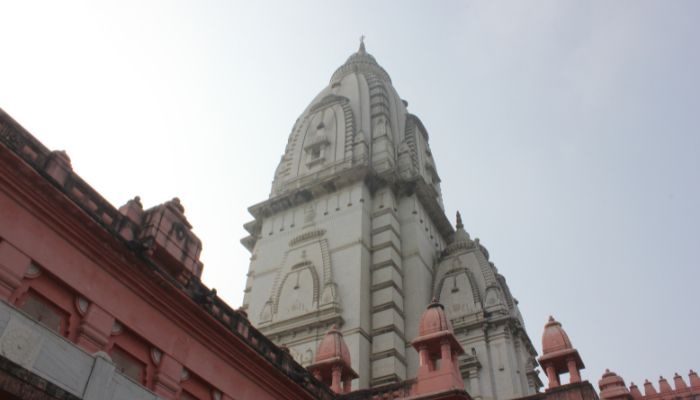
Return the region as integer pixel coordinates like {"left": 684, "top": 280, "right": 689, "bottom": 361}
{"left": 0, "top": 300, "right": 160, "bottom": 400}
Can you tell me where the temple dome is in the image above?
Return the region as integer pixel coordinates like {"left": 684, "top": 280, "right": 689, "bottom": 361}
{"left": 418, "top": 298, "right": 453, "bottom": 337}
{"left": 266, "top": 40, "right": 445, "bottom": 215}
{"left": 541, "top": 316, "right": 574, "bottom": 355}
{"left": 314, "top": 325, "right": 352, "bottom": 366}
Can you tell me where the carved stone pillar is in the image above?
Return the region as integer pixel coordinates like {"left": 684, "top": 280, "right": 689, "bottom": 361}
{"left": 440, "top": 339, "right": 453, "bottom": 371}
{"left": 76, "top": 303, "right": 113, "bottom": 353}
{"left": 331, "top": 366, "right": 342, "bottom": 393}
{"left": 545, "top": 365, "right": 559, "bottom": 389}
{"left": 419, "top": 345, "right": 430, "bottom": 373}
{"left": 154, "top": 353, "right": 182, "bottom": 399}
{"left": 468, "top": 367, "right": 482, "bottom": 400}
{"left": 567, "top": 358, "right": 581, "bottom": 383}
{"left": 0, "top": 241, "right": 30, "bottom": 299}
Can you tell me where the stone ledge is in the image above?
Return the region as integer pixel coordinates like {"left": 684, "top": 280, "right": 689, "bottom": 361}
{"left": 0, "top": 354, "right": 81, "bottom": 400}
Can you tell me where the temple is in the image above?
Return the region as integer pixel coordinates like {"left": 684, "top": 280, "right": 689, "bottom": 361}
{"left": 0, "top": 42, "right": 696, "bottom": 400}
{"left": 241, "top": 40, "right": 540, "bottom": 397}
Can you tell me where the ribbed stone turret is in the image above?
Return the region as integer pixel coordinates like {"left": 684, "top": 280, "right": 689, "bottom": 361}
{"left": 240, "top": 42, "right": 541, "bottom": 396}
{"left": 433, "top": 214, "right": 542, "bottom": 399}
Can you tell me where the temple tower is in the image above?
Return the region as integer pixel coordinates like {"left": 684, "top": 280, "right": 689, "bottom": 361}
{"left": 241, "top": 41, "right": 541, "bottom": 396}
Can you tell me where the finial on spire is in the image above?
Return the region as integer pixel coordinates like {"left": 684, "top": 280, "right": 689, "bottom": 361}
{"left": 456, "top": 211, "right": 464, "bottom": 229}
{"left": 359, "top": 35, "right": 366, "bottom": 53}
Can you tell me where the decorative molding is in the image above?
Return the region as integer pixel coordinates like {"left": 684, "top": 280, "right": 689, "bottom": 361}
{"left": 75, "top": 297, "right": 89, "bottom": 316}
{"left": 309, "top": 95, "right": 348, "bottom": 114}
{"left": 24, "top": 262, "right": 41, "bottom": 279}
{"left": 259, "top": 307, "right": 343, "bottom": 340}
{"left": 150, "top": 348, "right": 162, "bottom": 365}
{"left": 370, "top": 325, "right": 406, "bottom": 343}
{"left": 369, "top": 348, "right": 407, "bottom": 365}
{"left": 0, "top": 315, "right": 43, "bottom": 370}
{"left": 288, "top": 229, "right": 326, "bottom": 247}
{"left": 273, "top": 261, "right": 320, "bottom": 315}
{"left": 111, "top": 321, "right": 122, "bottom": 335}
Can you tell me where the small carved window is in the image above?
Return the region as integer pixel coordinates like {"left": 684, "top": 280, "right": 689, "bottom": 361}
{"left": 18, "top": 291, "right": 65, "bottom": 335}
{"left": 111, "top": 346, "right": 145, "bottom": 383}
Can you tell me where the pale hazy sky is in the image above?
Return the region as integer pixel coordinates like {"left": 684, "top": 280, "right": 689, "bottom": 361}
{"left": 1, "top": 0, "right": 698, "bottom": 391}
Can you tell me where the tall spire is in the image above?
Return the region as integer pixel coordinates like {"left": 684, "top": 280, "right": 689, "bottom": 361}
{"left": 456, "top": 211, "right": 464, "bottom": 229}
{"left": 330, "top": 35, "right": 391, "bottom": 84}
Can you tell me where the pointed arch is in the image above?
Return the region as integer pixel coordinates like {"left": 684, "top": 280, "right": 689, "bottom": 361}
{"left": 273, "top": 261, "right": 320, "bottom": 319}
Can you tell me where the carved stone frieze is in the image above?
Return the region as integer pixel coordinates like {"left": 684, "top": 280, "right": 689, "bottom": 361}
{"left": 289, "top": 229, "right": 326, "bottom": 247}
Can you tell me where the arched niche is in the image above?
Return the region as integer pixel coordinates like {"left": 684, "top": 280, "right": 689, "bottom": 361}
{"left": 437, "top": 270, "right": 480, "bottom": 319}
{"left": 274, "top": 261, "right": 320, "bottom": 320}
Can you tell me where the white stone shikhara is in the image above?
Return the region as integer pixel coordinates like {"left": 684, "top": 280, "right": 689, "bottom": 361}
{"left": 241, "top": 42, "right": 542, "bottom": 398}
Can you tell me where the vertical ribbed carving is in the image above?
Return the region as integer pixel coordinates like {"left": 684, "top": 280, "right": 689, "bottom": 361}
{"left": 320, "top": 239, "right": 332, "bottom": 285}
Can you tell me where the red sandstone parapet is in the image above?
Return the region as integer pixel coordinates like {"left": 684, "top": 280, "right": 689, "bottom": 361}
{"left": 605, "top": 370, "right": 700, "bottom": 400}
{"left": 0, "top": 108, "right": 335, "bottom": 400}
{"left": 599, "top": 370, "right": 632, "bottom": 400}
{"left": 139, "top": 197, "right": 203, "bottom": 279}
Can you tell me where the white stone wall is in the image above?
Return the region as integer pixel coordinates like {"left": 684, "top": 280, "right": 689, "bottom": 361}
{"left": 0, "top": 300, "right": 159, "bottom": 400}
{"left": 244, "top": 182, "right": 373, "bottom": 388}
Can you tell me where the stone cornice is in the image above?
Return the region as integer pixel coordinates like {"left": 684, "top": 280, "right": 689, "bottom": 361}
{"left": 0, "top": 354, "right": 82, "bottom": 400}
{"left": 249, "top": 164, "right": 371, "bottom": 220}
{"left": 395, "top": 177, "right": 454, "bottom": 241}
{"left": 244, "top": 161, "right": 454, "bottom": 255}
{"left": 289, "top": 228, "right": 327, "bottom": 247}
{"left": 258, "top": 307, "right": 343, "bottom": 338}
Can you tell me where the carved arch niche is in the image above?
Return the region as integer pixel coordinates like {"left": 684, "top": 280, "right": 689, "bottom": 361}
{"left": 295, "top": 96, "right": 355, "bottom": 174}
{"left": 276, "top": 261, "right": 319, "bottom": 319}
{"left": 259, "top": 233, "right": 340, "bottom": 324}
{"left": 435, "top": 259, "right": 482, "bottom": 319}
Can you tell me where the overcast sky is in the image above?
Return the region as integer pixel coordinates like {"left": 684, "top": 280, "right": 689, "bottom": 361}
{"left": 1, "top": 0, "right": 698, "bottom": 391}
